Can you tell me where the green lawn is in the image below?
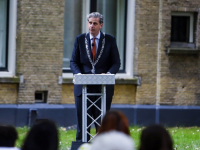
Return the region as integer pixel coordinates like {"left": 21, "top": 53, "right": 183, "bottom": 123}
{"left": 16, "top": 126, "right": 200, "bottom": 150}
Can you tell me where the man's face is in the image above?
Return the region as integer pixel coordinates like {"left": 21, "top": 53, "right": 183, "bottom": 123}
{"left": 88, "top": 17, "right": 103, "bottom": 36}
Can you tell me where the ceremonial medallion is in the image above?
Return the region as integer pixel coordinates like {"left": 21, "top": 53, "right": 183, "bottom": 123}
{"left": 85, "top": 32, "right": 105, "bottom": 74}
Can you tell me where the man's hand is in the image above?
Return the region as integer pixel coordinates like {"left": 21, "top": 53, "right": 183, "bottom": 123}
{"left": 73, "top": 73, "right": 82, "bottom": 83}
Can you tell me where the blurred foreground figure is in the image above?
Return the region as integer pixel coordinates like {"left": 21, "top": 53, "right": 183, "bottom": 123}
{"left": 98, "top": 110, "right": 130, "bottom": 135}
{"left": 21, "top": 120, "right": 58, "bottom": 150}
{"left": 78, "top": 110, "right": 132, "bottom": 150}
{"left": 90, "top": 131, "right": 134, "bottom": 150}
{"left": 0, "top": 125, "right": 19, "bottom": 150}
{"left": 139, "top": 124, "right": 173, "bottom": 150}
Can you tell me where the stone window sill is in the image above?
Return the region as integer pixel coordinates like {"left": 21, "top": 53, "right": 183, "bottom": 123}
{"left": 62, "top": 78, "right": 138, "bottom": 85}
{"left": 0, "top": 76, "right": 20, "bottom": 83}
{"left": 167, "top": 47, "right": 200, "bottom": 55}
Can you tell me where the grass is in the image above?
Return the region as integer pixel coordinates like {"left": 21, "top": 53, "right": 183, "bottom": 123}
{"left": 16, "top": 126, "right": 200, "bottom": 150}
{"left": 168, "top": 127, "right": 200, "bottom": 150}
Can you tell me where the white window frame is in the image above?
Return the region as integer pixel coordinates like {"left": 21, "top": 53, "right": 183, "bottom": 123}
{"left": 171, "top": 12, "right": 194, "bottom": 43}
{"left": 0, "top": 0, "right": 17, "bottom": 77}
{"left": 62, "top": 0, "right": 135, "bottom": 79}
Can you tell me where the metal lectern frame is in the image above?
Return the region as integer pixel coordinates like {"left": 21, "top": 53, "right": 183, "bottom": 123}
{"left": 73, "top": 74, "right": 115, "bottom": 142}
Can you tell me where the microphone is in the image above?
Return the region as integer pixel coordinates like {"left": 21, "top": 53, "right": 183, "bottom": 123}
{"left": 92, "top": 43, "right": 94, "bottom": 47}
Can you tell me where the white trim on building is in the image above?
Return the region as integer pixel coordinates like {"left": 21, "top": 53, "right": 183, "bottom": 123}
{"left": 0, "top": 0, "right": 17, "bottom": 77}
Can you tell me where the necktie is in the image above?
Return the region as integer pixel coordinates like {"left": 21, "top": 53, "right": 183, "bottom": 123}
{"left": 92, "top": 37, "right": 96, "bottom": 61}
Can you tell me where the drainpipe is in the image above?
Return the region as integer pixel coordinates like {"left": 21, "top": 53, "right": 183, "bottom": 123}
{"left": 28, "top": 108, "right": 37, "bottom": 127}
{"left": 156, "top": 0, "right": 163, "bottom": 124}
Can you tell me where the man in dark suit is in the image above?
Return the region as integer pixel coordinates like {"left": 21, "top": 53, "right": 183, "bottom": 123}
{"left": 70, "top": 12, "right": 120, "bottom": 142}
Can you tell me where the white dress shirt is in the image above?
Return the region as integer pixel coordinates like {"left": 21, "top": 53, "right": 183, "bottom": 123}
{"left": 90, "top": 32, "right": 101, "bottom": 52}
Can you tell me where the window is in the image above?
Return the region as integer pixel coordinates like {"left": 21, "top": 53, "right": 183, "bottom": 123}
{"left": 171, "top": 16, "right": 190, "bottom": 42}
{"left": 63, "top": 0, "right": 127, "bottom": 72}
{"left": 63, "top": 0, "right": 90, "bottom": 71}
{"left": 35, "top": 91, "right": 48, "bottom": 103}
{"left": 63, "top": 0, "right": 135, "bottom": 78}
{"left": 0, "top": 0, "right": 8, "bottom": 70}
{"left": 0, "top": 0, "right": 17, "bottom": 77}
{"left": 170, "top": 12, "right": 196, "bottom": 48}
{"left": 96, "top": 0, "right": 127, "bottom": 71}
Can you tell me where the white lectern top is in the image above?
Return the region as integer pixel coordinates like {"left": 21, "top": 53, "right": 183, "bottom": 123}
{"left": 73, "top": 74, "right": 115, "bottom": 85}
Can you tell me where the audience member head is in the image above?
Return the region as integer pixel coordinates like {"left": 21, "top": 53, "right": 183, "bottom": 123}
{"left": 0, "top": 125, "right": 18, "bottom": 147}
{"left": 98, "top": 110, "right": 130, "bottom": 136}
{"left": 139, "top": 124, "right": 173, "bottom": 150}
{"left": 21, "top": 120, "right": 59, "bottom": 150}
{"left": 90, "top": 131, "right": 134, "bottom": 150}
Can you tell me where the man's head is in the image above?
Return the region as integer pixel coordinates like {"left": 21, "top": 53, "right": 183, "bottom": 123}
{"left": 21, "top": 120, "right": 58, "bottom": 150}
{"left": 139, "top": 124, "right": 173, "bottom": 150}
{"left": 0, "top": 125, "right": 18, "bottom": 147}
{"left": 87, "top": 12, "right": 103, "bottom": 37}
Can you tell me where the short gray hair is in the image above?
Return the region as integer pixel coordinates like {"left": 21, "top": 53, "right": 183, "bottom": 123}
{"left": 87, "top": 12, "right": 103, "bottom": 24}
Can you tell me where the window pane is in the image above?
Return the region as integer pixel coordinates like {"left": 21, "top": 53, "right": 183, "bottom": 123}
{"left": 63, "top": 0, "right": 126, "bottom": 71}
{"left": 171, "top": 16, "right": 190, "bottom": 42}
{"left": 63, "top": 0, "right": 83, "bottom": 69}
{"left": 0, "top": 0, "right": 7, "bottom": 68}
{"left": 97, "top": 0, "right": 126, "bottom": 71}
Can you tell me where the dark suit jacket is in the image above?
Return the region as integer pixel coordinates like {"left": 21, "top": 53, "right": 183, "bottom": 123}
{"left": 70, "top": 31, "right": 120, "bottom": 97}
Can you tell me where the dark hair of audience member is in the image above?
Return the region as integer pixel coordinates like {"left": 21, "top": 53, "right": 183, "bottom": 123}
{"left": 98, "top": 110, "right": 130, "bottom": 136}
{"left": 0, "top": 125, "right": 18, "bottom": 147}
{"left": 139, "top": 124, "right": 173, "bottom": 150}
{"left": 21, "top": 120, "right": 59, "bottom": 150}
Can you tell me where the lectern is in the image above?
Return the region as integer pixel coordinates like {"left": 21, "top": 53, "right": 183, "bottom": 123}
{"left": 73, "top": 74, "right": 115, "bottom": 142}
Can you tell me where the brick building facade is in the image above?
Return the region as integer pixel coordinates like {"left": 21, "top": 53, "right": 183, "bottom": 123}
{"left": 135, "top": 0, "right": 200, "bottom": 105}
